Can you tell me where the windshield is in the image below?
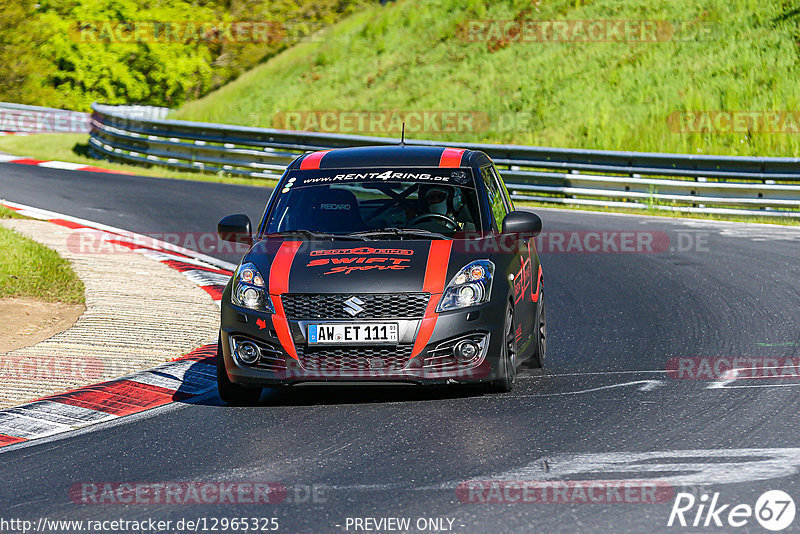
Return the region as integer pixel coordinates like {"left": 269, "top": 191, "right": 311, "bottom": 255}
{"left": 262, "top": 168, "right": 484, "bottom": 237}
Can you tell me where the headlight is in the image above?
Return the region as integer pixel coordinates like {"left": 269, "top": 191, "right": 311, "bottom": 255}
{"left": 436, "top": 260, "right": 494, "bottom": 312}
{"left": 231, "top": 262, "right": 274, "bottom": 312}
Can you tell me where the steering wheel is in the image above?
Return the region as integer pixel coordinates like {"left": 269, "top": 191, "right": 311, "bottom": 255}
{"left": 407, "top": 213, "right": 459, "bottom": 231}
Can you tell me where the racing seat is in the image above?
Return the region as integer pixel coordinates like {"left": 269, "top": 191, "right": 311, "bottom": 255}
{"left": 306, "top": 188, "right": 366, "bottom": 233}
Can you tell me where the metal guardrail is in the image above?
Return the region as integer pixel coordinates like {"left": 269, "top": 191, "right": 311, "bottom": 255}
{"left": 97, "top": 105, "right": 171, "bottom": 121}
{"left": 89, "top": 103, "right": 800, "bottom": 218}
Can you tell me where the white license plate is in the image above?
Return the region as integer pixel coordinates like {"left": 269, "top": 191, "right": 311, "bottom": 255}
{"left": 308, "top": 323, "right": 398, "bottom": 344}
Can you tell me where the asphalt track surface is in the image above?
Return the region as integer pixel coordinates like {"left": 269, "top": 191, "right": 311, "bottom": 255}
{"left": 2, "top": 162, "right": 800, "bottom": 533}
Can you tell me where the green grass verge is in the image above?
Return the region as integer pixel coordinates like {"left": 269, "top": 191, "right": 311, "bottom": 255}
{"left": 0, "top": 213, "right": 85, "bottom": 304}
{"left": 0, "top": 134, "right": 276, "bottom": 188}
{"left": 0, "top": 206, "right": 26, "bottom": 219}
{"left": 174, "top": 0, "right": 800, "bottom": 158}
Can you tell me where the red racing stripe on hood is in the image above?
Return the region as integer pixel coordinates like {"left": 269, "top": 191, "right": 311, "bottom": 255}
{"left": 439, "top": 148, "right": 466, "bottom": 168}
{"left": 299, "top": 150, "right": 331, "bottom": 170}
{"left": 412, "top": 240, "right": 453, "bottom": 358}
{"left": 269, "top": 241, "right": 302, "bottom": 360}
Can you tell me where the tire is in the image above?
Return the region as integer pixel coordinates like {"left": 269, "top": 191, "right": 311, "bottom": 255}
{"left": 529, "top": 279, "right": 546, "bottom": 368}
{"left": 216, "top": 335, "right": 262, "bottom": 405}
{"left": 487, "top": 304, "right": 517, "bottom": 393}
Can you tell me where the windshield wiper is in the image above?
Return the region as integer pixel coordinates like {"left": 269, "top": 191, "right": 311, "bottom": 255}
{"left": 346, "top": 227, "right": 449, "bottom": 240}
{"left": 262, "top": 230, "right": 367, "bottom": 241}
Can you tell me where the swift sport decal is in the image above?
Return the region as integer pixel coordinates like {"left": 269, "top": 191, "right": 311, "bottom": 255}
{"left": 411, "top": 241, "right": 453, "bottom": 358}
{"left": 308, "top": 257, "right": 413, "bottom": 275}
{"left": 307, "top": 247, "right": 415, "bottom": 275}
{"left": 310, "top": 247, "right": 414, "bottom": 257}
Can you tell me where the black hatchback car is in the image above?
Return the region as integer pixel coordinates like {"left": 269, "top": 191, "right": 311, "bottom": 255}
{"left": 216, "top": 145, "right": 545, "bottom": 404}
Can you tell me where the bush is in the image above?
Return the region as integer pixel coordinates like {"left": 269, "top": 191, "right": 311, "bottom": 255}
{"left": 0, "top": 0, "right": 369, "bottom": 110}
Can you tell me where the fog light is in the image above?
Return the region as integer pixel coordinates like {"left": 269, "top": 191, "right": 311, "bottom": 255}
{"left": 453, "top": 340, "right": 479, "bottom": 362}
{"left": 235, "top": 341, "right": 260, "bottom": 365}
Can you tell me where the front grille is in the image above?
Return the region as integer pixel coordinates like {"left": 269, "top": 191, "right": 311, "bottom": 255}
{"left": 298, "top": 345, "right": 413, "bottom": 372}
{"left": 282, "top": 293, "right": 430, "bottom": 319}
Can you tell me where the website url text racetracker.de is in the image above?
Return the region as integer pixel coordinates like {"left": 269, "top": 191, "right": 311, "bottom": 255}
{"left": 0, "top": 517, "right": 280, "bottom": 533}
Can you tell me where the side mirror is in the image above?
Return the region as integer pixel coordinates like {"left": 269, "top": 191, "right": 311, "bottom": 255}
{"left": 501, "top": 211, "right": 542, "bottom": 237}
{"left": 218, "top": 214, "right": 253, "bottom": 244}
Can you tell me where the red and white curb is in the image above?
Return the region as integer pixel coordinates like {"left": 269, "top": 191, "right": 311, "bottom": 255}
{"left": 0, "top": 345, "right": 218, "bottom": 447}
{"left": 0, "top": 131, "right": 32, "bottom": 136}
{"left": 0, "top": 153, "right": 134, "bottom": 175}
{"left": 0, "top": 200, "right": 236, "bottom": 450}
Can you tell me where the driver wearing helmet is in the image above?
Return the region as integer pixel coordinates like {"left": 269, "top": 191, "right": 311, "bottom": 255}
{"left": 416, "top": 185, "right": 475, "bottom": 231}
{"left": 423, "top": 186, "right": 452, "bottom": 217}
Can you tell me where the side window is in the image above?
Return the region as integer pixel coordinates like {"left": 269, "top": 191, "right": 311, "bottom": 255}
{"left": 491, "top": 165, "right": 514, "bottom": 212}
{"left": 481, "top": 165, "right": 508, "bottom": 232}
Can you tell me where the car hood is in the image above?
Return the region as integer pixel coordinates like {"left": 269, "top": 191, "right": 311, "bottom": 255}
{"left": 243, "top": 238, "right": 494, "bottom": 294}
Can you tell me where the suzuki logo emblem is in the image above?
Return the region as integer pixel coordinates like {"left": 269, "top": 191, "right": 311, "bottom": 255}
{"left": 343, "top": 296, "right": 365, "bottom": 317}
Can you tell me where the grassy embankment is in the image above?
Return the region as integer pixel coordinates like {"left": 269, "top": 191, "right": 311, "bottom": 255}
{"left": 174, "top": 0, "right": 800, "bottom": 158}
{"left": 169, "top": 0, "right": 800, "bottom": 224}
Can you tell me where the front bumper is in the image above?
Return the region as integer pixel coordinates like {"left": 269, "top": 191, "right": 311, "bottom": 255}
{"left": 219, "top": 289, "right": 506, "bottom": 386}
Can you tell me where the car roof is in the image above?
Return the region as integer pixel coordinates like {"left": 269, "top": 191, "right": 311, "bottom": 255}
{"left": 292, "top": 145, "right": 490, "bottom": 170}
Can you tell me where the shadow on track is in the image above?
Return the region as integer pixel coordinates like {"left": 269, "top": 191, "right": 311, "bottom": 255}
{"left": 254, "top": 383, "right": 489, "bottom": 407}
{"left": 167, "top": 344, "right": 547, "bottom": 407}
